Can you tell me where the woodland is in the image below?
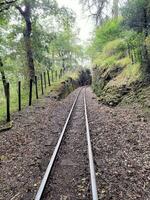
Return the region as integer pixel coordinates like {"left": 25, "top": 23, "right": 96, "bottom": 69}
{"left": 0, "top": 0, "right": 84, "bottom": 120}
{"left": 1, "top": 0, "right": 150, "bottom": 120}
{"left": 82, "top": 0, "right": 150, "bottom": 106}
{"left": 0, "top": 1, "right": 150, "bottom": 200}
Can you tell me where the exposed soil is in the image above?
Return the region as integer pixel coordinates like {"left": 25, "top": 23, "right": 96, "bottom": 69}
{"left": 0, "top": 87, "right": 150, "bottom": 200}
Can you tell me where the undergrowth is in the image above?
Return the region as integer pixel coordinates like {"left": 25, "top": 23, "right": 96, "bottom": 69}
{"left": 0, "top": 71, "right": 78, "bottom": 122}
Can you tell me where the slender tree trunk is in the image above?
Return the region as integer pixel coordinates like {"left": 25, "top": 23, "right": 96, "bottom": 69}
{"left": 112, "top": 0, "right": 119, "bottom": 18}
{"left": 62, "top": 58, "right": 65, "bottom": 70}
{"left": 16, "top": 1, "right": 35, "bottom": 80}
{"left": 142, "top": 7, "right": 150, "bottom": 74}
{"left": 0, "top": 58, "right": 7, "bottom": 96}
{"left": 24, "top": 17, "right": 35, "bottom": 80}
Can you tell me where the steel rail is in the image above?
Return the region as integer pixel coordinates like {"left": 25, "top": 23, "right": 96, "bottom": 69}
{"left": 35, "top": 88, "right": 82, "bottom": 200}
{"left": 84, "top": 89, "right": 98, "bottom": 200}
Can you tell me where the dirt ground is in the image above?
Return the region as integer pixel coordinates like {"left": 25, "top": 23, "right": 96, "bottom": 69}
{"left": 0, "top": 89, "right": 79, "bottom": 200}
{"left": 0, "top": 87, "right": 150, "bottom": 200}
{"left": 43, "top": 89, "right": 90, "bottom": 200}
{"left": 86, "top": 87, "right": 150, "bottom": 200}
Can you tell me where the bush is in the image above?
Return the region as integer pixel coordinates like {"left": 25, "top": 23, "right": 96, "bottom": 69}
{"left": 103, "top": 39, "right": 127, "bottom": 57}
{"left": 93, "top": 39, "right": 127, "bottom": 67}
{"left": 91, "top": 18, "right": 123, "bottom": 53}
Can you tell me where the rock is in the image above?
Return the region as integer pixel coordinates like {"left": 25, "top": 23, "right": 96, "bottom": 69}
{"left": 61, "top": 159, "right": 78, "bottom": 166}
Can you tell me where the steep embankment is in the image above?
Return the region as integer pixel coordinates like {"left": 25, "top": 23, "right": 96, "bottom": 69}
{"left": 53, "top": 69, "right": 92, "bottom": 99}
{"left": 92, "top": 38, "right": 150, "bottom": 108}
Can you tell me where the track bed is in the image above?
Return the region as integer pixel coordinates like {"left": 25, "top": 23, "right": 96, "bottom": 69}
{"left": 43, "top": 89, "right": 91, "bottom": 199}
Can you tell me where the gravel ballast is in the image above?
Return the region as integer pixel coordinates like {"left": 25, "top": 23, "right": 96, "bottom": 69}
{"left": 0, "top": 87, "right": 150, "bottom": 200}
{"left": 86, "top": 87, "right": 150, "bottom": 200}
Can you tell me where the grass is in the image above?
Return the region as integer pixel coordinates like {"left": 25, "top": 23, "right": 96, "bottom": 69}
{"left": 94, "top": 54, "right": 117, "bottom": 69}
{"left": 93, "top": 38, "right": 127, "bottom": 68}
{"left": 92, "top": 36, "right": 149, "bottom": 107}
{"left": 107, "top": 61, "right": 142, "bottom": 87}
{"left": 103, "top": 39, "right": 126, "bottom": 57}
{"left": 0, "top": 71, "right": 78, "bottom": 122}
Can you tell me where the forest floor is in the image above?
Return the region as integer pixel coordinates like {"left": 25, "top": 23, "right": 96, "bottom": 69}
{"left": 0, "top": 87, "right": 150, "bottom": 200}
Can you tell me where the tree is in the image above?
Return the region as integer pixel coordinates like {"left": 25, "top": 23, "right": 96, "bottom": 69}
{"left": 122, "top": 0, "right": 150, "bottom": 73}
{"left": 80, "top": 0, "right": 121, "bottom": 25}
{"left": 0, "top": 0, "right": 81, "bottom": 87}
{"left": 80, "top": 0, "right": 108, "bottom": 25}
{"left": 89, "top": 18, "right": 122, "bottom": 57}
{"left": 0, "top": 58, "right": 7, "bottom": 96}
{"left": 14, "top": 0, "right": 58, "bottom": 80}
{"left": 16, "top": 1, "right": 35, "bottom": 80}
{"left": 112, "top": 0, "right": 119, "bottom": 18}
{"left": 46, "top": 7, "right": 77, "bottom": 70}
{"left": 0, "top": 0, "right": 17, "bottom": 12}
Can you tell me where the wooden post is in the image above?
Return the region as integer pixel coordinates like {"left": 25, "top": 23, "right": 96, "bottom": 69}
{"left": 29, "top": 79, "right": 32, "bottom": 106}
{"left": 55, "top": 70, "right": 57, "bottom": 81}
{"left": 35, "top": 76, "right": 39, "bottom": 99}
{"left": 40, "top": 74, "right": 44, "bottom": 95}
{"left": 18, "top": 81, "right": 21, "bottom": 111}
{"left": 47, "top": 70, "right": 51, "bottom": 86}
{"left": 63, "top": 68, "right": 65, "bottom": 75}
{"left": 51, "top": 70, "right": 54, "bottom": 82}
{"left": 60, "top": 69, "right": 63, "bottom": 78}
{"left": 6, "top": 82, "right": 10, "bottom": 122}
{"left": 44, "top": 72, "right": 46, "bottom": 88}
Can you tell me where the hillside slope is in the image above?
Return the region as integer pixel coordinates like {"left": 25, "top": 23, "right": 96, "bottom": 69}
{"left": 89, "top": 19, "right": 150, "bottom": 110}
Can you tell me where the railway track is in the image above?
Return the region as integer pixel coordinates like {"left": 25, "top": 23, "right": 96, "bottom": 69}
{"left": 35, "top": 88, "right": 98, "bottom": 200}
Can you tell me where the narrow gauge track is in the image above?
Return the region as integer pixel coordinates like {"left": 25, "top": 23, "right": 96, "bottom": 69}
{"left": 35, "top": 88, "right": 98, "bottom": 200}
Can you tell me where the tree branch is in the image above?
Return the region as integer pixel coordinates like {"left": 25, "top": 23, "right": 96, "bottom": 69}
{"left": 0, "top": 0, "right": 17, "bottom": 6}
{"left": 15, "top": 5, "right": 25, "bottom": 16}
{"left": 0, "top": 0, "right": 18, "bottom": 12}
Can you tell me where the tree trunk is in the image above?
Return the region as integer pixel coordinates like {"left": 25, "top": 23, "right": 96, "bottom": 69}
{"left": 16, "top": 1, "right": 35, "bottom": 80}
{"left": 24, "top": 17, "right": 35, "bottom": 80}
{"left": 112, "top": 0, "right": 119, "bottom": 18}
{"left": 142, "top": 7, "right": 150, "bottom": 74}
{"left": 62, "top": 58, "right": 65, "bottom": 70}
{"left": 0, "top": 58, "right": 7, "bottom": 96}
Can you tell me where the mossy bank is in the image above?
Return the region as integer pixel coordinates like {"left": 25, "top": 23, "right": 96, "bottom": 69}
{"left": 91, "top": 37, "right": 150, "bottom": 107}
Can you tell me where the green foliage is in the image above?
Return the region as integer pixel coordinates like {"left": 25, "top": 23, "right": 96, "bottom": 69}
{"left": 93, "top": 38, "right": 127, "bottom": 68}
{"left": 122, "top": 0, "right": 150, "bottom": 33}
{"left": 0, "top": 0, "right": 85, "bottom": 122}
{"left": 91, "top": 18, "right": 123, "bottom": 52}
{"left": 0, "top": 70, "right": 78, "bottom": 121}
{"left": 94, "top": 54, "right": 117, "bottom": 68}
{"left": 0, "top": 0, "right": 83, "bottom": 76}
{"left": 107, "top": 62, "right": 142, "bottom": 87}
{"left": 103, "top": 39, "right": 127, "bottom": 57}
{"left": 145, "top": 35, "right": 150, "bottom": 54}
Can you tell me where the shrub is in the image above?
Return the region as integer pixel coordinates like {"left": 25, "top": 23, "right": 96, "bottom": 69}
{"left": 103, "top": 39, "right": 127, "bottom": 57}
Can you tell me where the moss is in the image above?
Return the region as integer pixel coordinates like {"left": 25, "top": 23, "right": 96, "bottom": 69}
{"left": 98, "top": 85, "right": 131, "bottom": 106}
{"left": 103, "top": 39, "right": 127, "bottom": 57}
{"left": 92, "top": 57, "right": 128, "bottom": 97}
{"left": 92, "top": 35, "right": 150, "bottom": 108}
{"left": 94, "top": 38, "right": 127, "bottom": 68}
{"left": 107, "top": 62, "right": 142, "bottom": 87}
{"left": 92, "top": 54, "right": 145, "bottom": 106}
{"left": 121, "top": 86, "right": 150, "bottom": 107}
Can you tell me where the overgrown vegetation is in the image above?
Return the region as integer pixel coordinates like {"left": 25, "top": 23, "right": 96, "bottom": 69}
{"left": 86, "top": 0, "right": 150, "bottom": 106}
{"left": 0, "top": 0, "right": 85, "bottom": 122}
